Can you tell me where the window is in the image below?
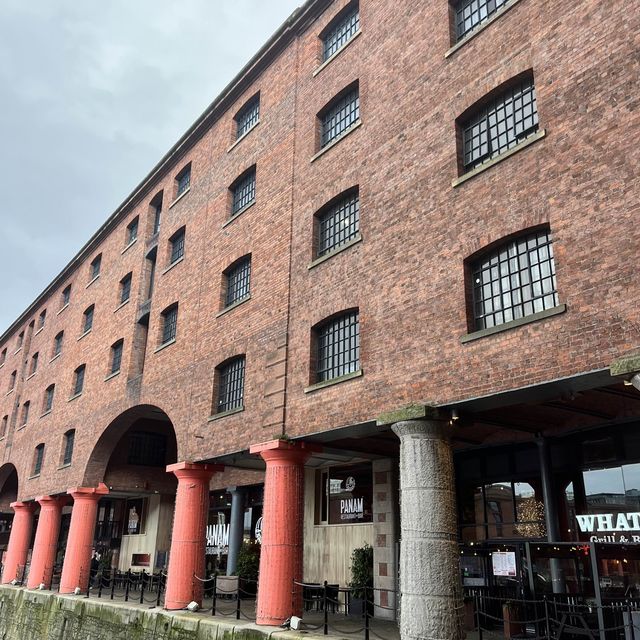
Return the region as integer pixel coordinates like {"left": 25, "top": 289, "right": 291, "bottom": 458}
{"left": 33, "top": 444, "right": 45, "bottom": 476}
{"left": 150, "top": 192, "right": 163, "bottom": 235}
{"left": 169, "top": 228, "right": 185, "bottom": 264}
{"left": 146, "top": 248, "right": 157, "bottom": 299}
{"left": 161, "top": 304, "right": 178, "bottom": 345}
{"left": 62, "top": 430, "right": 75, "bottom": 466}
{"left": 9, "top": 370, "right": 16, "bottom": 391}
{"left": 315, "top": 462, "right": 372, "bottom": 525}
{"left": 0, "top": 348, "right": 5, "bottom": 365}
{"left": 72, "top": 365, "right": 86, "bottom": 396}
{"left": 126, "top": 217, "right": 139, "bottom": 245}
{"left": 38, "top": 309, "right": 47, "bottom": 329}
{"left": 120, "top": 273, "right": 133, "bottom": 304}
{"left": 215, "top": 356, "right": 245, "bottom": 413}
{"left": 235, "top": 94, "right": 260, "bottom": 139}
{"left": 230, "top": 166, "right": 256, "bottom": 216}
{"left": 322, "top": 2, "right": 360, "bottom": 61}
{"left": 461, "top": 76, "right": 538, "bottom": 171}
{"left": 53, "top": 331, "right": 64, "bottom": 357}
{"left": 20, "top": 401, "right": 30, "bottom": 426}
{"left": 17, "top": 331, "right": 24, "bottom": 350}
{"left": 30, "top": 352, "right": 39, "bottom": 375}
{"left": 317, "top": 189, "right": 359, "bottom": 257}
{"left": 470, "top": 229, "right": 558, "bottom": 330}
{"left": 175, "top": 163, "right": 191, "bottom": 198}
{"left": 224, "top": 256, "right": 251, "bottom": 307}
{"left": 320, "top": 84, "right": 360, "bottom": 148}
{"left": 454, "top": 0, "right": 510, "bottom": 41}
{"left": 82, "top": 305, "right": 95, "bottom": 333}
{"left": 0, "top": 416, "right": 7, "bottom": 438}
{"left": 110, "top": 340, "right": 124, "bottom": 374}
{"left": 128, "top": 432, "right": 167, "bottom": 467}
{"left": 43, "top": 384, "right": 55, "bottom": 413}
{"left": 315, "top": 310, "right": 360, "bottom": 382}
{"left": 90, "top": 254, "right": 102, "bottom": 280}
{"left": 61, "top": 284, "right": 72, "bottom": 307}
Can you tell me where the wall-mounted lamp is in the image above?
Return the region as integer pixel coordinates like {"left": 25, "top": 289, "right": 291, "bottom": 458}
{"left": 624, "top": 374, "right": 640, "bottom": 392}
{"left": 450, "top": 408, "right": 460, "bottom": 425}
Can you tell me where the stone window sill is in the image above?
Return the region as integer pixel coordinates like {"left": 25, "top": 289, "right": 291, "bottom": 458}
{"left": 40, "top": 410, "right": 52, "bottom": 419}
{"left": 57, "top": 303, "right": 69, "bottom": 316}
{"left": 452, "top": 129, "right": 546, "bottom": 187}
{"left": 445, "top": 0, "right": 525, "bottom": 58}
{"left": 58, "top": 463, "right": 71, "bottom": 470}
{"left": 313, "top": 30, "right": 362, "bottom": 77}
{"left": 304, "top": 369, "right": 363, "bottom": 394}
{"left": 162, "top": 256, "right": 184, "bottom": 275}
{"left": 114, "top": 299, "right": 130, "bottom": 313}
{"left": 104, "top": 370, "right": 121, "bottom": 382}
{"left": 26, "top": 372, "right": 36, "bottom": 381}
{"left": 311, "top": 120, "right": 362, "bottom": 163}
{"left": 208, "top": 406, "right": 244, "bottom": 422}
{"left": 216, "top": 295, "right": 251, "bottom": 318}
{"left": 14, "top": 347, "right": 22, "bottom": 355}
{"left": 460, "top": 303, "right": 567, "bottom": 344}
{"left": 68, "top": 392, "right": 83, "bottom": 403}
{"left": 121, "top": 238, "right": 137, "bottom": 255}
{"left": 223, "top": 201, "right": 256, "bottom": 229}
{"left": 17, "top": 424, "right": 26, "bottom": 431}
{"left": 169, "top": 187, "right": 191, "bottom": 210}
{"left": 78, "top": 329, "right": 92, "bottom": 342}
{"left": 6, "top": 389, "right": 14, "bottom": 396}
{"left": 154, "top": 338, "right": 176, "bottom": 354}
{"left": 227, "top": 121, "right": 260, "bottom": 153}
{"left": 28, "top": 474, "right": 41, "bottom": 480}
{"left": 34, "top": 326, "right": 44, "bottom": 337}
{"left": 86, "top": 274, "right": 100, "bottom": 289}
{"left": 49, "top": 353, "right": 61, "bottom": 364}
{"left": 308, "top": 234, "right": 363, "bottom": 270}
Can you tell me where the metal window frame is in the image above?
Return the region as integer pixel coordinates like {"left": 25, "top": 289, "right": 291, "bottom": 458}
{"left": 217, "top": 356, "right": 246, "bottom": 413}
{"left": 161, "top": 305, "right": 178, "bottom": 344}
{"left": 176, "top": 165, "right": 191, "bottom": 197}
{"left": 111, "top": 340, "right": 124, "bottom": 374}
{"left": 316, "top": 311, "right": 360, "bottom": 383}
{"left": 74, "top": 365, "right": 85, "bottom": 395}
{"left": 320, "top": 87, "right": 360, "bottom": 148}
{"left": 63, "top": 430, "right": 75, "bottom": 465}
{"left": 127, "top": 217, "right": 139, "bottom": 244}
{"left": 83, "top": 306, "right": 94, "bottom": 333}
{"left": 322, "top": 3, "right": 360, "bottom": 61}
{"left": 44, "top": 385, "right": 55, "bottom": 412}
{"left": 225, "top": 257, "right": 251, "bottom": 307}
{"left": 236, "top": 95, "right": 260, "bottom": 139}
{"left": 91, "top": 255, "right": 101, "bottom": 279}
{"left": 170, "top": 229, "right": 185, "bottom": 264}
{"left": 62, "top": 285, "right": 71, "bottom": 306}
{"left": 34, "top": 444, "right": 44, "bottom": 475}
{"left": 455, "top": 0, "right": 509, "bottom": 41}
{"left": 120, "top": 273, "right": 132, "bottom": 304}
{"left": 231, "top": 167, "right": 256, "bottom": 215}
{"left": 318, "top": 191, "right": 360, "bottom": 256}
{"left": 54, "top": 331, "right": 64, "bottom": 356}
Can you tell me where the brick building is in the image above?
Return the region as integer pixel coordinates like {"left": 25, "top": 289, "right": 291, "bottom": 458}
{"left": 0, "top": 0, "right": 638, "bottom": 637}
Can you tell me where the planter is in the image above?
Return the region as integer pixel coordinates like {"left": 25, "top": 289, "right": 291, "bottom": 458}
{"left": 502, "top": 602, "right": 524, "bottom": 639}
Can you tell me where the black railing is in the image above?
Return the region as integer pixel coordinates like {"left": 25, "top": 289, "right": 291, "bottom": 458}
{"left": 193, "top": 574, "right": 258, "bottom": 621}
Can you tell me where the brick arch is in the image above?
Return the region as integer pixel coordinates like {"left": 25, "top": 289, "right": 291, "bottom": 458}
{"left": 0, "top": 464, "right": 18, "bottom": 511}
{"left": 81, "top": 404, "right": 178, "bottom": 491}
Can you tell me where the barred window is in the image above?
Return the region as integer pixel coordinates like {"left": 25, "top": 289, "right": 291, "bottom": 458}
{"left": 33, "top": 444, "right": 45, "bottom": 476}
{"left": 231, "top": 167, "right": 256, "bottom": 215}
{"left": 90, "top": 254, "right": 102, "bottom": 280}
{"left": 316, "top": 311, "right": 360, "bottom": 382}
{"left": 38, "top": 309, "right": 46, "bottom": 329}
{"left": 320, "top": 86, "right": 360, "bottom": 148}
{"left": 17, "top": 331, "right": 24, "bottom": 349}
{"left": 111, "top": 340, "right": 124, "bottom": 374}
{"left": 30, "top": 352, "right": 39, "bottom": 375}
{"left": 169, "top": 228, "right": 185, "bottom": 264}
{"left": 153, "top": 204, "right": 162, "bottom": 235}
{"left": 176, "top": 164, "right": 191, "bottom": 197}
{"left": 44, "top": 384, "right": 55, "bottom": 413}
{"left": 236, "top": 95, "right": 260, "bottom": 139}
{"left": 120, "top": 273, "right": 132, "bottom": 304}
{"left": 1, "top": 416, "right": 7, "bottom": 438}
{"left": 455, "top": 0, "right": 509, "bottom": 41}
{"left": 21, "top": 401, "right": 30, "bottom": 426}
{"left": 53, "top": 331, "right": 64, "bottom": 357}
{"left": 128, "top": 431, "right": 167, "bottom": 466}
{"left": 9, "top": 370, "right": 16, "bottom": 390}
{"left": 216, "top": 356, "right": 245, "bottom": 413}
{"left": 73, "top": 365, "right": 86, "bottom": 396}
{"left": 83, "top": 305, "right": 94, "bottom": 333}
{"left": 225, "top": 257, "right": 251, "bottom": 307}
{"left": 63, "top": 430, "right": 75, "bottom": 466}
{"left": 471, "top": 229, "right": 558, "bottom": 330}
{"left": 161, "top": 304, "right": 178, "bottom": 345}
{"left": 322, "top": 3, "right": 360, "bottom": 61}
{"left": 462, "top": 77, "right": 538, "bottom": 171}
{"left": 126, "top": 217, "right": 139, "bottom": 244}
{"left": 318, "top": 190, "right": 359, "bottom": 256}
{"left": 62, "top": 284, "right": 71, "bottom": 307}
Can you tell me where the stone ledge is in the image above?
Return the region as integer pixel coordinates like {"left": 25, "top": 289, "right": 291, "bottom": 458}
{"left": 376, "top": 404, "right": 442, "bottom": 426}
{"left": 611, "top": 352, "right": 640, "bottom": 377}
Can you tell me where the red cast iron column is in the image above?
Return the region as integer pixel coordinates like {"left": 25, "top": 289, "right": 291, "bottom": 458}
{"left": 27, "top": 495, "right": 66, "bottom": 589}
{"left": 1, "top": 501, "right": 35, "bottom": 584}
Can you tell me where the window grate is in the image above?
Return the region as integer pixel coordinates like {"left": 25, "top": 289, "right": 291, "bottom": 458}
{"left": 318, "top": 191, "right": 359, "bottom": 256}
{"left": 62, "top": 285, "right": 71, "bottom": 306}
{"left": 177, "top": 167, "right": 191, "bottom": 196}
{"left": 162, "top": 306, "right": 178, "bottom": 344}
{"left": 83, "top": 306, "right": 94, "bottom": 333}
{"left": 54, "top": 332, "right": 64, "bottom": 356}
{"left": 128, "top": 431, "right": 167, "bottom": 466}
{"left": 44, "top": 385, "right": 55, "bottom": 412}
{"left": 127, "top": 218, "right": 138, "bottom": 244}
{"left": 231, "top": 168, "right": 256, "bottom": 215}
{"left": 170, "top": 230, "right": 185, "bottom": 264}
{"left": 120, "top": 274, "right": 132, "bottom": 304}
{"left": 316, "top": 311, "right": 360, "bottom": 382}
{"left": 91, "top": 255, "right": 101, "bottom": 279}
{"left": 462, "top": 78, "right": 538, "bottom": 171}
{"left": 455, "top": 0, "right": 509, "bottom": 41}
{"left": 63, "top": 431, "right": 75, "bottom": 465}
{"left": 111, "top": 341, "right": 123, "bottom": 374}
{"left": 236, "top": 96, "right": 260, "bottom": 139}
{"left": 21, "top": 401, "right": 30, "bottom": 425}
{"left": 73, "top": 365, "right": 85, "bottom": 395}
{"left": 472, "top": 229, "right": 558, "bottom": 330}
{"left": 34, "top": 445, "right": 44, "bottom": 476}
{"left": 323, "top": 5, "right": 360, "bottom": 61}
{"left": 226, "top": 258, "right": 251, "bottom": 307}
{"left": 217, "top": 357, "right": 245, "bottom": 413}
{"left": 321, "top": 88, "right": 360, "bottom": 148}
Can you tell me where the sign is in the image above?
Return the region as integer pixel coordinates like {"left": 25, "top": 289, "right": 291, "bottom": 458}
{"left": 576, "top": 513, "right": 640, "bottom": 543}
{"left": 492, "top": 551, "right": 517, "bottom": 577}
{"left": 255, "top": 517, "right": 262, "bottom": 544}
{"left": 206, "top": 523, "right": 229, "bottom": 555}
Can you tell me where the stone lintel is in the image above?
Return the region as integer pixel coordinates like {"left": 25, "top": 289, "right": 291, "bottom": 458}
{"left": 376, "top": 403, "right": 444, "bottom": 426}
{"left": 610, "top": 353, "right": 640, "bottom": 377}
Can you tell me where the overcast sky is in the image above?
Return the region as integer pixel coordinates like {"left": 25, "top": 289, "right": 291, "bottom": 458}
{"left": 0, "top": 0, "right": 301, "bottom": 335}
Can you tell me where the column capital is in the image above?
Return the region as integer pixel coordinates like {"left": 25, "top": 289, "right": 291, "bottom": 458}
{"left": 10, "top": 501, "right": 36, "bottom": 512}
{"left": 250, "top": 438, "right": 321, "bottom": 463}
{"left": 377, "top": 403, "right": 446, "bottom": 426}
{"left": 36, "top": 495, "right": 68, "bottom": 507}
{"left": 391, "top": 418, "right": 451, "bottom": 441}
{"left": 166, "top": 461, "right": 223, "bottom": 480}
{"left": 67, "top": 482, "right": 109, "bottom": 500}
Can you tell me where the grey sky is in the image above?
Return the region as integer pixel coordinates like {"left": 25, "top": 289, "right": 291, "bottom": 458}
{"left": 0, "top": 0, "right": 301, "bottom": 335}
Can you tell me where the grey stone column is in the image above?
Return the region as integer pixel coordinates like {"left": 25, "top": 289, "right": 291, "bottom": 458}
{"left": 392, "top": 420, "right": 464, "bottom": 640}
{"left": 226, "top": 486, "right": 245, "bottom": 576}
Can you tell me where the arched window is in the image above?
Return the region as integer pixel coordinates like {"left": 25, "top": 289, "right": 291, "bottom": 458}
{"left": 214, "top": 356, "right": 246, "bottom": 414}
{"left": 33, "top": 444, "right": 45, "bottom": 476}
{"left": 62, "top": 430, "right": 75, "bottom": 466}
{"left": 313, "top": 310, "right": 360, "bottom": 383}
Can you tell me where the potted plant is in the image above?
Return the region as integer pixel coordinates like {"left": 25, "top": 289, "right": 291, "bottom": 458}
{"left": 348, "top": 543, "right": 373, "bottom": 617}
{"left": 236, "top": 542, "right": 260, "bottom": 597}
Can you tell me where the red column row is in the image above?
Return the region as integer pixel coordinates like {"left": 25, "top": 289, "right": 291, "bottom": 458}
{"left": 1, "top": 441, "right": 313, "bottom": 626}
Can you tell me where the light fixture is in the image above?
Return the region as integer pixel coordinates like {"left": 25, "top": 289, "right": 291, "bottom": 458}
{"left": 451, "top": 408, "right": 460, "bottom": 422}
{"left": 624, "top": 374, "right": 640, "bottom": 391}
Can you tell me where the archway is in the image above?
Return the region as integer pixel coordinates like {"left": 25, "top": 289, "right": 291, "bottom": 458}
{"left": 0, "top": 463, "right": 18, "bottom": 564}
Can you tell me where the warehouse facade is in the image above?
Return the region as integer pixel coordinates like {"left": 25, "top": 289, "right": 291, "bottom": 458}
{"left": 0, "top": 0, "right": 639, "bottom": 638}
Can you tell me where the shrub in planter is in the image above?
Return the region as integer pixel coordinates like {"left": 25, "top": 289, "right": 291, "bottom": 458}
{"left": 348, "top": 543, "right": 374, "bottom": 616}
{"left": 236, "top": 542, "right": 260, "bottom": 596}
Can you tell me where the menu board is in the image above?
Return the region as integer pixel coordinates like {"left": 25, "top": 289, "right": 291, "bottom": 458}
{"left": 492, "top": 551, "right": 517, "bottom": 577}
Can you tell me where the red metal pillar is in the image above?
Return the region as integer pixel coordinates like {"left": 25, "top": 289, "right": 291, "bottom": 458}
{"left": 27, "top": 495, "right": 66, "bottom": 589}
{"left": 59, "top": 483, "right": 109, "bottom": 594}
{"left": 250, "top": 440, "right": 316, "bottom": 626}
{"left": 164, "top": 462, "right": 223, "bottom": 610}
{"left": 1, "top": 501, "right": 35, "bottom": 584}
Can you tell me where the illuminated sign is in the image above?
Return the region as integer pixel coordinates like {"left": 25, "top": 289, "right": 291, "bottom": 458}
{"left": 576, "top": 513, "right": 640, "bottom": 543}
